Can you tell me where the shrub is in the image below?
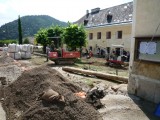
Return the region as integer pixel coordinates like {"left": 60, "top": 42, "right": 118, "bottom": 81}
{"left": 0, "top": 39, "right": 17, "bottom": 46}
{"left": 23, "top": 38, "right": 30, "bottom": 44}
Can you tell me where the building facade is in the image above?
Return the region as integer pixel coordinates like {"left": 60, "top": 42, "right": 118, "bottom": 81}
{"left": 128, "top": 0, "right": 160, "bottom": 103}
{"left": 75, "top": 2, "right": 133, "bottom": 55}
{"left": 86, "top": 22, "right": 132, "bottom": 54}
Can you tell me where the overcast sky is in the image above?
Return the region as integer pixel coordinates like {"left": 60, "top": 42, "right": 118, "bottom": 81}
{"left": 0, "top": 0, "right": 133, "bottom": 26}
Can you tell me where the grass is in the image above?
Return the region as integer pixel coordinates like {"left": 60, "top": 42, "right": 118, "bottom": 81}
{"left": 29, "top": 56, "right": 46, "bottom": 65}
{"left": 84, "top": 79, "right": 94, "bottom": 88}
{"left": 75, "top": 57, "right": 129, "bottom": 77}
{"left": 29, "top": 54, "right": 129, "bottom": 77}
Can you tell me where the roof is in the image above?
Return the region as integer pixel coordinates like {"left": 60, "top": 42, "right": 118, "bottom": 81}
{"left": 74, "top": 2, "right": 133, "bottom": 27}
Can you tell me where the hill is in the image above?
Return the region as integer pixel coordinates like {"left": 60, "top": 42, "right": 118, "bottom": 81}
{"left": 0, "top": 15, "right": 67, "bottom": 40}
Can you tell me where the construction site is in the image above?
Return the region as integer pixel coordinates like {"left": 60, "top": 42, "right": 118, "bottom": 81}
{"left": 0, "top": 49, "right": 159, "bottom": 120}
{"left": 0, "top": 0, "right": 160, "bottom": 119}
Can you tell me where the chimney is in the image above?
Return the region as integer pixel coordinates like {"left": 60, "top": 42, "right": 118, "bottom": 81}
{"left": 91, "top": 7, "right": 100, "bottom": 14}
{"left": 86, "top": 10, "right": 89, "bottom": 18}
{"left": 86, "top": 10, "right": 89, "bottom": 14}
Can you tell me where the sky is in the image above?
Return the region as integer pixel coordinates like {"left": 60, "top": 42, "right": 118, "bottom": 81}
{"left": 0, "top": 0, "right": 133, "bottom": 26}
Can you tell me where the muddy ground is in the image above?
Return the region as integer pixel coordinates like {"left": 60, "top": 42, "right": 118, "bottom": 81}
{"left": 0, "top": 51, "right": 159, "bottom": 120}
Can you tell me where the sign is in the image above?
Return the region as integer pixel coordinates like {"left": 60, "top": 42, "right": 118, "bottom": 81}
{"left": 139, "top": 42, "right": 157, "bottom": 54}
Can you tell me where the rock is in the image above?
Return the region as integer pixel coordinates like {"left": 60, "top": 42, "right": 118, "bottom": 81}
{"left": 40, "top": 88, "right": 65, "bottom": 102}
{"left": 0, "top": 77, "right": 7, "bottom": 85}
{"left": 0, "top": 98, "right": 4, "bottom": 101}
{"left": 85, "top": 88, "right": 105, "bottom": 109}
{"left": 111, "top": 84, "right": 127, "bottom": 92}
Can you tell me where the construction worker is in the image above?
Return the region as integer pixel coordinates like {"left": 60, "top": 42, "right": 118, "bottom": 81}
{"left": 89, "top": 50, "right": 93, "bottom": 57}
{"left": 46, "top": 44, "right": 50, "bottom": 62}
{"left": 50, "top": 41, "right": 55, "bottom": 52}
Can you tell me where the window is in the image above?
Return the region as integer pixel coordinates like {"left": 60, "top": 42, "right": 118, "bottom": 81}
{"left": 117, "top": 31, "right": 122, "bottom": 39}
{"left": 89, "top": 46, "right": 92, "bottom": 51}
{"left": 97, "top": 32, "right": 101, "bottom": 39}
{"left": 107, "top": 14, "right": 113, "bottom": 23}
{"left": 89, "top": 33, "right": 93, "bottom": 40}
{"left": 106, "top": 31, "right": 111, "bottom": 39}
{"left": 84, "top": 19, "right": 88, "bottom": 26}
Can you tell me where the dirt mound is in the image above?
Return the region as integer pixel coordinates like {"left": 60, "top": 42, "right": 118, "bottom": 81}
{"left": 0, "top": 51, "right": 14, "bottom": 66}
{"left": 3, "top": 66, "right": 102, "bottom": 120}
{"left": 0, "top": 65, "right": 22, "bottom": 86}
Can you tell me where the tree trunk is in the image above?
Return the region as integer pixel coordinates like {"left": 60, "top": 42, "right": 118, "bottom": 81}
{"left": 43, "top": 45, "right": 46, "bottom": 54}
{"left": 80, "top": 46, "right": 82, "bottom": 58}
{"left": 62, "top": 67, "right": 128, "bottom": 83}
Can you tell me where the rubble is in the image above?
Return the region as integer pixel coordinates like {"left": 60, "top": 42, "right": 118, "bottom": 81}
{"left": 0, "top": 51, "right": 14, "bottom": 66}
{"left": 40, "top": 88, "right": 65, "bottom": 102}
{"left": 85, "top": 88, "right": 105, "bottom": 109}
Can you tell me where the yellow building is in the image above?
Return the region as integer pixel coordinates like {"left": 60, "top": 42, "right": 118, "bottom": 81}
{"left": 128, "top": 0, "right": 160, "bottom": 103}
{"left": 75, "top": 2, "right": 133, "bottom": 55}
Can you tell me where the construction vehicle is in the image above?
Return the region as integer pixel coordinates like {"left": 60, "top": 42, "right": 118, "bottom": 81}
{"left": 106, "top": 44, "right": 128, "bottom": 67}
{"left": 48, "top": 37, "right": 80, "bottom": 64}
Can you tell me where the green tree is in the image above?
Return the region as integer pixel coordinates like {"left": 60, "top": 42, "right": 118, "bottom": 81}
{"left": 35, "top": 26, "right": 64, "bottom": 53}
{"left": 62, "top": 23, "right": 87, "bottom": 56}
{"left": 23, "top": 37, "right": 30, "bottom": 44}
{"left": 35, "top": 28, "right": 48, "bottom": 53}
{"left": 18, "top": 15, "right": 23, "bottom": 44}
{"left": 47, "top": 25, "right": 64, "bottom": 48}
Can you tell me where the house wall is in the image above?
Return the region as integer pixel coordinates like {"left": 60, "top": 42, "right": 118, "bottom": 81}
{"left": 128, "top": 0, "right": 160, "bottom": 103}
{"left": 85, "top": 23, "right": 132, "bottom": 54}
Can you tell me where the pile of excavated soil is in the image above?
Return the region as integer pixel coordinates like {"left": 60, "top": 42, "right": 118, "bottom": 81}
{"left": 0, "top": 51, "right": 14, "bottom": 66}
{"left": 0, "top": 65, "right": 22, "bottom": 86}
{"left": 0, "top": 51, "right": 22, "bottom": 87}
{"left": 2, "top": 66, "right": 102, "bottom": 120}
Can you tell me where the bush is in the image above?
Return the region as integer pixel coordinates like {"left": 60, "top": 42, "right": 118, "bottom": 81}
{"left": 23, "top": 38, "right": 30, "bottom": 44}
{"left": 0, "top": 39, "right": 17, "bottom": 46}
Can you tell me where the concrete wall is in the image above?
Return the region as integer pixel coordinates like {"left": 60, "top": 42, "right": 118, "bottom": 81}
{"left": 85, "top": 23, "right": 132, "bottom": 54}
{"left": 128, "top": 0, "right": 160, "bottom": 103}
{"left": 134, "top": 0, "right": 160, "bottom": 37}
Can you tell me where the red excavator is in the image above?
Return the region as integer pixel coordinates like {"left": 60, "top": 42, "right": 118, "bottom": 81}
{"left": 48, "top": 37, "right": 80, "bottom": 64}
{"left": 106, "top": 44, "right": 128, "bottom": 67}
